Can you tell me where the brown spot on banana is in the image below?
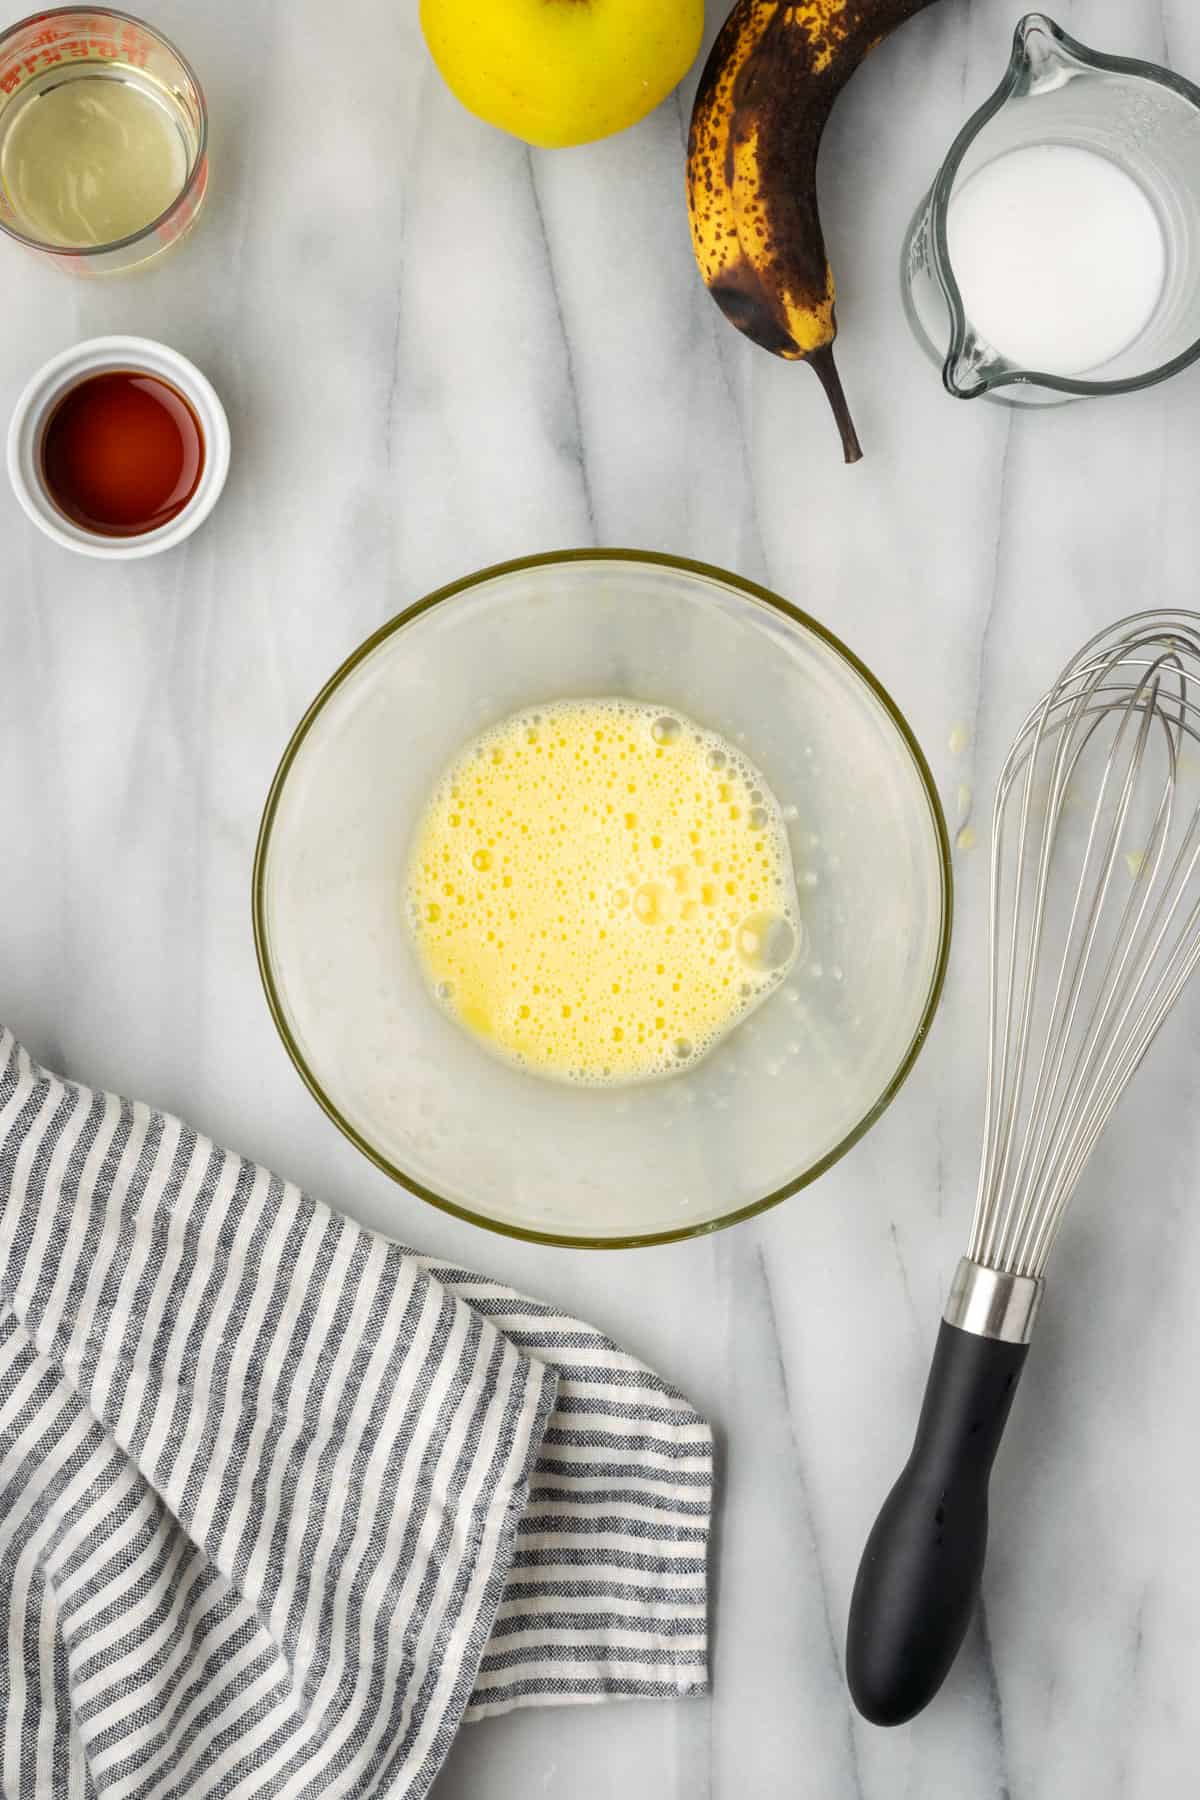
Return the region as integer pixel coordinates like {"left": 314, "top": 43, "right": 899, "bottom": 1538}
{"left": 687, "top": 2, "right": 764, "bottom": 292}
{"left": 687, "top": 0, "right": 941, "bottom": 462}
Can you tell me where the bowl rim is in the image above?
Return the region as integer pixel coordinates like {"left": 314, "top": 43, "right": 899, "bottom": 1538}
{"left": 252, "top": 548, "right": 954, "bottom": 1249}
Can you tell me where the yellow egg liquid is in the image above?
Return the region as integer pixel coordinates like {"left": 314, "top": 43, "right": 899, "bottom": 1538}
{"left": 407, "top": 700, "right": 801, "bottom": 1084}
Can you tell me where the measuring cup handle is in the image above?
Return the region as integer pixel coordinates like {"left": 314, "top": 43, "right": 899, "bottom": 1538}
{"left": 845, "top": 1320, "right": 1029, "bottom": 1726}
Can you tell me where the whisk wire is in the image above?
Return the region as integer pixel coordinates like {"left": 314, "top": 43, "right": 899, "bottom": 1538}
{"left": 973, "top": 665, "right": 1085, "bottom": 1265}
{"left": 1050, "top": 831, "right": 1200, "bottom": 1197}
{"left": 967, "top": 614, "right": 1200, "bottom": 1280}
{"left": 1005, "top": 682, "right": 1171, "bottom": 1258}
{"left": 974, "top": 650, "right": 1143, "bottom": 1267}
{"left": 1002, "top": 678, "right": 1159, "bottom": 1255}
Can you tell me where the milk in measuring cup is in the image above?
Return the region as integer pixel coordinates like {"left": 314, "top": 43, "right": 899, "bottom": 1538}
{"left": 946, "top": 144, "right": 1166, "bottom": 376}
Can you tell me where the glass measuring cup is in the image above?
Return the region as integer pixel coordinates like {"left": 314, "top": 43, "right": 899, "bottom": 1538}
{"left": 0, "top": 8, "right": 207, "bottom": 276}
{"left": 902, "top": 13, "right": 1200, "bottom": 404}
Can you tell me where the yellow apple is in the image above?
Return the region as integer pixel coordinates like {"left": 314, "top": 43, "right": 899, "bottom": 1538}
{"left": 420, "top": 0, "right": 705, "bottom": 149}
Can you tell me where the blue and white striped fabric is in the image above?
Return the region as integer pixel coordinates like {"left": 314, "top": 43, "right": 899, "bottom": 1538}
{"left": 0, "top": 1028, "right": 712, "bottom": 1798}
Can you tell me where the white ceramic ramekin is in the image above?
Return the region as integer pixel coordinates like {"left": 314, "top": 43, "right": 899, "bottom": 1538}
{"left": 6, "top": 335, "right": 230, "bottom": 559}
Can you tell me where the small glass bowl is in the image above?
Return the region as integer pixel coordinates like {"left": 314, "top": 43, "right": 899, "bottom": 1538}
{"left": 254, "top": 551, "right": 952, "bottom": 1248}
{"left": 0, "top": 8, "right": 207, "bottom": 275}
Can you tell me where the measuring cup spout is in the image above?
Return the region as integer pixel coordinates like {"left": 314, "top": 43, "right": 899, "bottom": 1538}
{"left": 1012, "top": 12, "right": 1081, "bottom": 99}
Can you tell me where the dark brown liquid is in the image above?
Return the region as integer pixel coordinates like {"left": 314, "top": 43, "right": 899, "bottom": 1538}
{"left": 40, "top": 369, "right": 205, "bottom": 537}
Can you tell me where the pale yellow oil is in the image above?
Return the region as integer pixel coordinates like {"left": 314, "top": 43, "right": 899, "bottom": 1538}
{"left": 0, "top": 72, "right": 187, "bottom": 248}
{"left": 407, "top": 700, "right": 802, "bottom": 1085}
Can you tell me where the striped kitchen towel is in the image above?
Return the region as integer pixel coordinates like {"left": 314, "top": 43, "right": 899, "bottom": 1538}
{"left": 0, "top": 1027, "right": 712, "bottom": 1799}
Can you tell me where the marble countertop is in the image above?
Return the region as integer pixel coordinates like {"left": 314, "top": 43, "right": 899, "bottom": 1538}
{"left": 4, "top": 1, "right": 1200, "bottom": 1794}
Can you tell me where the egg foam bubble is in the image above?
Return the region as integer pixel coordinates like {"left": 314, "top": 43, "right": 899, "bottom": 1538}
{"left": 406, "top": 698, "right": 801, "bottom": 1084}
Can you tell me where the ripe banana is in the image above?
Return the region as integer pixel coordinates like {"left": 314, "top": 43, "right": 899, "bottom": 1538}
{"left": 687, "top": 0, "right": 938, "bottom": 462}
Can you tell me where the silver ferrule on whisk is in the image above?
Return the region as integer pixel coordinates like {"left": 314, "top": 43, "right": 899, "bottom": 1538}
{"left": 944, "top": 1258, "right": 1043, "bottom": 1345}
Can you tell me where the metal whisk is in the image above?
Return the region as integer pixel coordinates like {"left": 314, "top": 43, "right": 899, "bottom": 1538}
{"left": 847, "top": 611, "right": 1200, "bottom": 1727}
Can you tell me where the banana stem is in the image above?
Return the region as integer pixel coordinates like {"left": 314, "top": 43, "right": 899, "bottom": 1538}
{"left": 808, "top": 343, "right": 863, "bottom": 465}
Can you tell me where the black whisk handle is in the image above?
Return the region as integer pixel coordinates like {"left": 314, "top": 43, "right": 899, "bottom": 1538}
{"left": 846, "top": 1319, "right": 1029, "bottom": 1726}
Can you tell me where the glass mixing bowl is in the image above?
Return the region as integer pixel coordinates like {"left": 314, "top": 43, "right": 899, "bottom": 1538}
{"left": 254, "top": 551, "right": 951, "bottom": 1247}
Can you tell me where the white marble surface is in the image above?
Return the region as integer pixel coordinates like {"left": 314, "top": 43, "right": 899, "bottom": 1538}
{"left": 4, "top": 0, "right": 1200, "bottom": 1793}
